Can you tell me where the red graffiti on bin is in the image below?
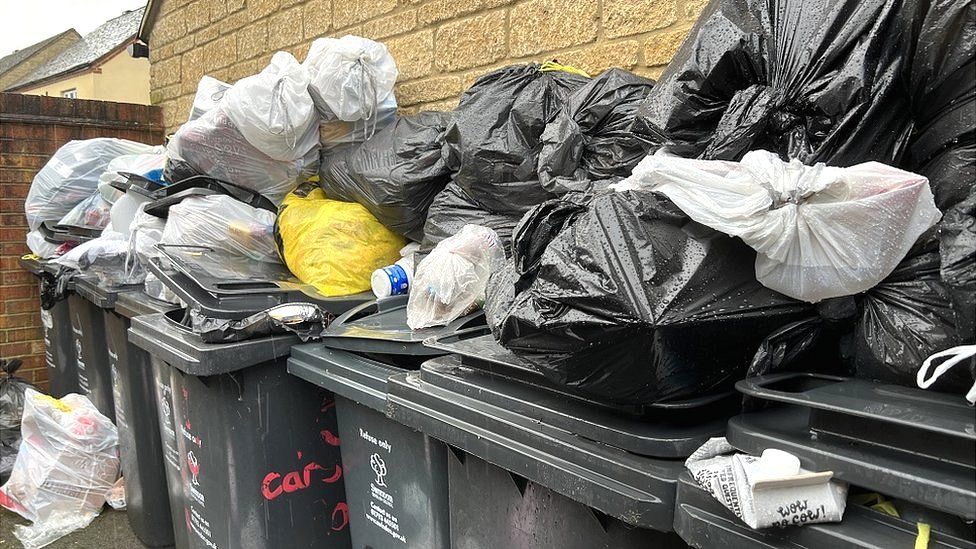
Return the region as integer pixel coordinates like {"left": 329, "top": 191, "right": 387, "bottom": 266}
{"left": 332, "top": 502, "right": 349, "bottom": 531}
{"left": 261, "top": 462, "right": 343, "bottom": 501}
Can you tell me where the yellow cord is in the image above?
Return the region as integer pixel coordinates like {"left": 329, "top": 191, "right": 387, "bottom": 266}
{"left": 915, "top": 523, "right": 930, "bottom": 549}
{"left": 539, "top": 60, "right": 591, "bottom": 78}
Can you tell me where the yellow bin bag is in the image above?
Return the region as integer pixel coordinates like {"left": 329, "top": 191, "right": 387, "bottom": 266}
{"left": 277, "top": 188, "right": 406, "bottom": 296}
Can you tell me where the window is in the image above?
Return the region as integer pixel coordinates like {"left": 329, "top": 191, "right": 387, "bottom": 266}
{"left": 61, "top": 88, "right": 77, "bottom": 99}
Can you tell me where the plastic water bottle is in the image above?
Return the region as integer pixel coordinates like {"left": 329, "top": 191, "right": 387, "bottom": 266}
{"left": 371, "top": 243, "right": 420, "bottom": 298}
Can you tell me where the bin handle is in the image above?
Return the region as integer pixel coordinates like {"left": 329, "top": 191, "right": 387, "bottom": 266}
{"left": 734, "top": 372, "right": 850, "bottom": 405}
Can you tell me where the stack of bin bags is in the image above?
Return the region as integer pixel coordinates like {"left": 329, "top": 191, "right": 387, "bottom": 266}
{"left": 160, "top": 194, "right": 280, "bottom": 266}
{"left": 423, "top": 63, "right": 590, "bottom": 254}
{"left": 304, "top": 35, "right": 399, "bottom": 149}
{"left": 25, "top": 138, "right": 158, "bottom": 257}
{"left": 275, "top": 186, "right": 405, "bottom": 296}
{"left": 319, "top": 112, "right": 453, "bottom": 241}
{"left": 485, "top": 189, "right": 810, "bottom": 406}
{"left": 537, "top": 68, "right": 655, "bottom": 193}
{"left": 903, "top": 0, "right": 975, "bottom": 212}
{"left": 165, "top": 52, "right": 320, "bottom": 205}
{"left": 631, "top": 0, "right": 919, "bottom": 167}
{"left": 0, "top": 390, "right": 119, "bottom": 549}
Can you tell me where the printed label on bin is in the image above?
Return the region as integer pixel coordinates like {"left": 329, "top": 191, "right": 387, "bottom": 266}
{"left": 110, "top": 358, "right": 127, "bottom": 431}
{"left": 360, "top": 427, "right": 406, "bottom": 543}
{"left": 177, "top": 385, "right": 217, "bottom": 549}
{"left": 73, "top": 328, "right": 90, "bottom": 394}
{"left": 154, "top": 377, "right": 180, "bottom": 472}
{"left": 42, "top": 311, "right": 56, "bottom": 371}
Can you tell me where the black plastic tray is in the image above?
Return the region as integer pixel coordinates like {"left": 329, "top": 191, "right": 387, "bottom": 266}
{"left": 729, "top": 373, "right": 976, "bottom": 520}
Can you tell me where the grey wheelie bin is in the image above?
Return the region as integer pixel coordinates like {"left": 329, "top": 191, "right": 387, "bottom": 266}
{"left": 672, "top": 372, "right": 975, "bottom": 548}
{"left": 19, "top": 256, "right": 79, "bottom": 397}
{"left": 385, "top": 327, "right": 738, "bottom": 548}
{"left": 286, "top": 296, "right": 484, "bottom": 549}
{"left": 127, "top": 255, "right": 370, "bottom": 549}
{"left": 105, "top": 290, "right": 180, "bottom": 547}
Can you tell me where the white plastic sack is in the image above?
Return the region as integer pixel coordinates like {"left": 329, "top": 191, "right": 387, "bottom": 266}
{"left": 407, "top": 225, "right": 505, "bottom": 329}
{"left": 613, "top": 150, "right": 943, "bottom": 302}
{"left": 25, "top": 138, "right": 159, "bottom": 231}
{"left": 57, "top": 192, "right": 112, "bottom": 230}
{"left": 161, "top": 195, "right": 279, "bottom": 263}
{"left": 304, "top": 35, "right": 398, "bottom": 123}
{"left": 686, "top": 438, "right": 847, "bottom": 529}
{"left": 188, "top": 75, "right": 231, "bottom": 122}
{"left": 223, "top": 51, "right": 319, "bottom": 162}
{"left": 0, "top": 390, "right": 119, "bottom": 549}
{"left": 25, "top": 230, "right": 60, "bottom": 259}
{"left": 96, "top": 152, "right": 166, "bottom": 193}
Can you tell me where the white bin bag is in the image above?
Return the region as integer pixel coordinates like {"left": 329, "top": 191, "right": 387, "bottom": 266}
{"left": 304, "top": 35, "right": 398, "bottom": 124}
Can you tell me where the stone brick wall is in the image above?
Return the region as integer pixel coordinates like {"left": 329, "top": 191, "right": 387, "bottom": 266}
{"left": 0, "top": 93, "right": 164, "bottom": 390}
{"left": 146, "top": 0, "right": 706, "bottom": 131}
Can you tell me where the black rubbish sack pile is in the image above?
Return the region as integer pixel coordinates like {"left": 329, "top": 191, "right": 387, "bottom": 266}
{"left": 939, "top": 190, "right": 976, "bottom": 343}
{"left": 538, "top": 68, "right": 655, "bottom": 193}
{"left": 485, "top": 190, "right": 810, "bottom": 406}
{"left": 0, "top": 359, "right": 38, "bottom": 479}
{"left": 632, "top": 0, "right": 919, "bottom": 166}
{"left": 318, "top": 112, "right": 453, "bottom": 241}
{"left": 904, "top": 0, "right": 975, "bottom": 212}
{"left": 420, "top": 182, "right": 523, "bottom": 255}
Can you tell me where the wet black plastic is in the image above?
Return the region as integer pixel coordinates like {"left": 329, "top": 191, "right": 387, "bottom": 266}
{"left": 632, "top": 0, "right": 918, "bottom": 166}
{"left": 939, "top": 191, "right": 976, "bottom": 342}
{"left": 852, "top": 240, "right": 973, "bottom": 392}
{"left": 386, "top": 359, "right": 687, "bottom": 532}
{"left": 420, "top": 182, "right": 523, "bottom": 255}
{"left": 444, "top": 64, "right": 589, "bottom": 214}
{"left": 538, "top": 68, "right": 654, "bottom": 193}
{"left": 319, "top": 112, "right": 453, "bottom": 241}
{"left": 674, "top": 473, "right": 975, "bottom": 549}
{"left": 729, "top": 373, "right": 976, "bottom": 520}
{"left": 106, "top": 291, "right": 178, "bottom": 547}
{"left": 486, "top": 189, "right": 809, "bottom": 405}
{"left": 905, "top": 0, "right": 975, "bottom": 212}
{"left": 128, "top": 312, "right": 351, "bottom": 549}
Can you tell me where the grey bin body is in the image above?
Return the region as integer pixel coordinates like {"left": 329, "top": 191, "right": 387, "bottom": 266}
{"left": 21, "top": 257, "right": 79, "bottom": 397}
{"left": 107, "top": 290, "right": 181, "bottom": 547}
{"left": 129, "top": 311, "right": 352, "bottom": 549}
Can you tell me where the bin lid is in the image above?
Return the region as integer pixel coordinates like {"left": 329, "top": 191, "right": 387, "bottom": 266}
{"left": 74, "top": 276, "right": 141, "bottom": 309}
{"left": 38, "top": 220, "right": 89, "bottom": 243}
{"left": 148, "top": 251, "right": 371, "bottom": 319}
{"left": 386, "top": 358, "right": 686, "bottom": 532}
{"left": 728, "top": 373, "right": 976, "bottom": 520}
{"left": 128, "top": 311, "right": 300, "bottom": 375}
{"left": 19, "top": 256, "right": 44, "bottom": 276}
{"left": 115, "top": 290, "right": 180, "bottom": 319}
{"left": 320, "top": 295, "right": 486, "bottom": 356}
{"left": 289, "top": 345, "right": 398, "bottom": 413}
{"left": 144, "top": 175, "right": 277, "bottom": 218}
{"left": 673, "top": 473, "right": 973, "bottom": 549}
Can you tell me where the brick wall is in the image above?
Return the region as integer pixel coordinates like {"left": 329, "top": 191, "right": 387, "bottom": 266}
{"left": 146, "top": 0, "right": 706, "bottom": 131}
{"left": 0, "top": 93, "right": 164, "bottom": 389}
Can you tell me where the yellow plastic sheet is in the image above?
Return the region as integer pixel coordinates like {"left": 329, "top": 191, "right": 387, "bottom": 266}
{"left": 276, "top": 188, "right": 405, "bottom": 296}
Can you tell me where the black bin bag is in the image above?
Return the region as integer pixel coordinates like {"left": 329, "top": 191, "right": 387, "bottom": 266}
{"left": 939, "top": 190, "right": 976, "bottom": 344}
{"left": 420, "top": 182, "right": 522, "bottom": 255}
{"left": 905, "top": 0, "right": 975, "bottom": 212}
{"left": 632, "top": 0, "right": 919, "bottom": 166}
{"left": 444, "top": 64, "right": 589, "bottom": 214}
{"left": 319, "top": 112, "right": 454, "bottom": 241}
{"left": 538, "top": 68, "right": 655, "bottom": 193}
{"left": 485, "top": 190, "right": 810, "bottom": 405}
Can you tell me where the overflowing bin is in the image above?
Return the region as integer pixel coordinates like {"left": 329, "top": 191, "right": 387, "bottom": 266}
{"left": 384, "top": 328, "right": 736, "bottom": 548}
{"left": 19, "top": 256, "right": 79, "bottom": 397}
{"left": 287, "top": 296, "right": 483, "bottom": 549}
{"left": 127, "top": 257, "right": 371, "bottom": 549}
{"left": 105, "top": 289, "right": 180, "bottom": 547}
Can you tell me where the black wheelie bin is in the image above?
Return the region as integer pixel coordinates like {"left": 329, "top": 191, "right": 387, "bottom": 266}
{"left": 386, "top": 327, "right": 738, "bottom": 548}
{"left": 128, "top": 254, "right": 370, "bottom": 549}
{"left": 19, "top": 256, "right": 79, "bottom": 397}
{"left": 286, "top": 296, "right": 484, "bottom": 549}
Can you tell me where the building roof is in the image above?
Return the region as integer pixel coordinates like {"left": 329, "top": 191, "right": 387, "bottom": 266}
{"left": 6, "top": 8, "right": 144, "bottom": 91}
{"left": 0, "top": 29, "right": 81, "bottom": 78}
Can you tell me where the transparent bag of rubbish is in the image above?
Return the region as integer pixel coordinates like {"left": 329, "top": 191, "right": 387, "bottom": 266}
{"left": 0, "top": 390, "right": 119, "bottom": 549}
{"left": 304, "top": 35, "right": 398, "bottom": 122}
{"left": 407, "top": 224, "right": 505, "bottom": 329}
{"left": 25, "top": 138, "right": 159, "bottom": 231}
{"left": 161, "top": 194, "right": 280, "bottom": 263}
{"left": 187, "top": 75, "right": 231, "bottom": 122}
{"left": 612, "top": 150, "right": 942, "bottom": 302}
{"left": 57, "top": 192, "right": 113, "bottom": 231}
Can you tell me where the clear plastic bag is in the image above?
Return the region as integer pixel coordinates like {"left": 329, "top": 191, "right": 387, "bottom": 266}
{"left": 162, "top": 195, "right": 280, "bottom": 263}
{"left": 96, "top": 153, "right": 166, "bottom": 194}
{"left": 304, "top": 35, "right": 398, "bottom": 123}
{"left": 57, "top": 192, "right": 113, "bottom": 230}
{"left": 613, "top": 150, "right": 943, "bottom": 302}
{"left": 25, "top": 138, "right": 159, "bottom": 231}
{"left": 0, "top": 390, "right": 119, "bottom": 549}
{"left": 407, "top": 224, "right": 505, "bottom": 329}
{"left": 223, "top": 51, "right": 319, "bottom": 162}
{"left": 188, "top": 75, "right": 231, "bottom": 122}
{"left": 25, "top": 230, "right": 61, "bottom": 259}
